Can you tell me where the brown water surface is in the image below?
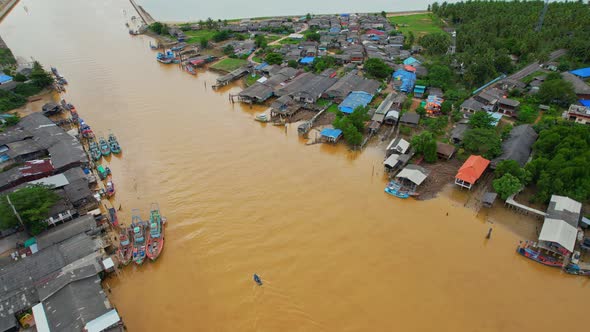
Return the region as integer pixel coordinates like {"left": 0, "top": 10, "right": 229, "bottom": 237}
{"left": 1, "top": 1, "right": 588, "bottom": 331}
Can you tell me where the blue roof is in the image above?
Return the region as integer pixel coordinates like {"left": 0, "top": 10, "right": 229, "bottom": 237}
{"left": 579, "top": 100, "right": 590, "bottom": 107}
{"left": 571, "top": 67, "right": 590, "bottom": 79}
{"left": 488, "top": 112, "right": 503, "bottom": 127}
{"left": 403, "top": 57, "right": 421, "bottom": 66}
{"left": 300, "top": 57, "right": 315, "bottom": 64}
{"left": 330, "top": 27, "right": 341, "bottom": 33}
{"left": 392, "top": 69, "right": 416, "bottom": 93}
{"left": 320, "top": 128, "right": 343, "bottom": 139}
{"left": 0, "top": 74, "right": 13, "bottom": 83}
{"left": 338, "top": 91, "right": 374, "bottom": 114}
{"left": 255, "top": 62, "right": 268, "bottom": 70}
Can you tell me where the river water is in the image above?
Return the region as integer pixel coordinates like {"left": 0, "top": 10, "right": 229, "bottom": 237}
{"left": 1, "top": 0, "right": 589, "bottom": 331}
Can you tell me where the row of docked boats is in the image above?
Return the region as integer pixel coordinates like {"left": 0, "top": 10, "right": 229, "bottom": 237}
{"left": 156, "top": 50, "right": 180, "bottom": 64}
{"left": 118, "top": 204, "right": 166, "bottom": 265}
{"left": 88, "top": 134, "right": 122, "bottom": 161}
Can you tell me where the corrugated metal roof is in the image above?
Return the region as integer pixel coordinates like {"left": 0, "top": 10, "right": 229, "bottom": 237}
{"left": 396, "top": 165, "right": 429, "bottom": 186}
{"left": 539, "top": 218, "right": 578, "bottom": 253}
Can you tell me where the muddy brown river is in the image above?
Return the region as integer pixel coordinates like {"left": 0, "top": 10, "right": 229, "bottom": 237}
{"left": 1, "top": 1, "right": 588, "bottom": 331}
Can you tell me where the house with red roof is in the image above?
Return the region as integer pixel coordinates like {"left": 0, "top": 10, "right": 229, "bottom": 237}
{"left": 454, "top": 155, "right": 490, "bottom": 189}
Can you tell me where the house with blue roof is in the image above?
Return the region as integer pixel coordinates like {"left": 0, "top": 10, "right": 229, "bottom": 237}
{"left": 392, "top": 69, "right": 416, "bottom": 93}
{"left": 320, "top": 128, "right": 343, "bottom": 143}
{"left": 571, "top": 67, "right": 590, "bottom": 80}
{"left": 403, "top": 57, "right": 421, "bottom": 66}
{"left": 0, "top": 74, "right": 13, "bottom": 85}
{"left": 338, "top": 91, "right": 374, "bottom": 114}
{"left": 414, "top": 85, "right": 426, "bottom": 98}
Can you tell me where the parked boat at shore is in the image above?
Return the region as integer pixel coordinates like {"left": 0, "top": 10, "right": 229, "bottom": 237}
{"left": 106, "top": 176, "right": 116, "bottom": 197}
{"left": 89, "top": 139, "right": 102, "bottom": 161}
{"left": 99, "top": 136, "right": 111, "bottom": 156}
{"left": 146, "top": 203, "right": 166, "bottom": 261}
{"left": 118, "top": 227, "right": 133, "bottom": 266}
{"left": 255, "top": 113, "right": 269, "bottom": 123}
{"left": 131, "top": 210, "right": 147, "bottom": 265}
{"left": 97, "top": 164, "right": 111, "bottom": 180}
{"left": 108, "top": 133, "right": 122, "bottom": 154}
{"left": 156, "top": 50, "right": 177, "bottom": 64}
{"left": 79, "top": 119, "right": 95, "bottom": 138}
{"left": 384, "top": 181, "right": 411, "bottom": 199}
{"left": 516, "top": 241, "right": 564, "bottom": 268}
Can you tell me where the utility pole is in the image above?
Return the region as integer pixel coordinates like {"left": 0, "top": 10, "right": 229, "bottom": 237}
{"left": 5, "top": 195, "right": 24, "bottom": 227}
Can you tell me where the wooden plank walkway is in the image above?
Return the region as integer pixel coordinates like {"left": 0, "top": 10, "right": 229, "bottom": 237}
{"left": 505, "top": 194, "right": 546, "bottom": 219}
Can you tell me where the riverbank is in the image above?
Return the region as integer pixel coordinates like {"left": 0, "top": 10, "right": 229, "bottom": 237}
{"left": 0, "top": 0, "right": 18, "bottom": 22}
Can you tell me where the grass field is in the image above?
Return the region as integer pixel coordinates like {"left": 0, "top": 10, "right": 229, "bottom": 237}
{"left": 210, "top": 58, "right": 248, "bottom": 72}
{"left": 245, "top": 73, "right": 261, "bottom": 86}
{"left": 184, "top": 30, "right": 217, "bottom": 44}
{"left": 278, "top": 38, "right": 301, "bottom": 45}
{"left": 389, "top": 14, "right": 443, "bottom": 37}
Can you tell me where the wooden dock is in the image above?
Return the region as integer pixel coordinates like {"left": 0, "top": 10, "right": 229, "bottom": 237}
{"left": 129, "top": 0, "right": 155, "bottom": 25}
{"left": 505, "top": 194, "right": 546, "bottom": 219}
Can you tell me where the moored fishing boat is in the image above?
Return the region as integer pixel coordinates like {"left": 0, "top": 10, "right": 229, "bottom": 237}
{"left": 146, "top": 203, "right": 166, "bottom": 261}
{"left": 131, "top": 210, "right": 147, "bottom": 265}
{"left": 79, "top": 119, "right": 95, "bottom": 138}
{"left": 384, "top": 181, "right": 410, "bottom": 199}
{"left": 516, "top": 241, "right": 564, "bottom": 268}
{"left": 156, "top": 50, "right": 176, "bottom": 64}
{"left": 118, "top": 227, "right": 133, "bottom": 266}
{"left": 108, "top": 133, "right": 122, "bottom": 154}
{"left": 255, "top": 113, "right": 269, "bottom": 123}
{"left": 89, "top": 139, "right": 102, "bottom": 161}
{"left": 97, "top": 164, "right": 111, "bottom": 180}
{"left": 98, "top": 136, "right": 111, "bottom": 156}
{"left": 105, "top": 176, "right": 116, "bottom": 197}
{"left": 185, "top": 65, "right": 196, "bottom": 75}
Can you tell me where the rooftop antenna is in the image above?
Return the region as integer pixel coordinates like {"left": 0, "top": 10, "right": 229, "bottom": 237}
{"left": 535, "top": 0, "right": 549, "bottom": 32}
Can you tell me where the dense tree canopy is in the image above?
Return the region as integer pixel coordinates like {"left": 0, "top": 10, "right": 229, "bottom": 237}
{"left": 364, "top": 58, "right": 392, "bottom": 79}
{"left": 537, "top": 75, "right": 577, "bottom": 106}
{"left": 525, "top": 122, "right": 590, "bottom": 203}
{"left": 411, "top": 131, "right": 437, "bottom": 163}
{"left": 433, "top": 1, "right": 590, "bottom": 85}
{"left": 419, "top": 33, "right": 451, "bottom": 56}
{"left": 462, "top": 128, "right": 501, "bottom": 159}
{"left": 0, "top": 185, "right": 59, "bottom": 235}
{"left": 333, "top": 106, "right": 369, "bottom": 147}
{"left": 265, "top": 53, "right": 284, "bottom": 65}
{"left": 468, "top": 111, "right": 495, "bottom": 129}
{"left": 493, "top": 173, "right": 522, "bottom": 200}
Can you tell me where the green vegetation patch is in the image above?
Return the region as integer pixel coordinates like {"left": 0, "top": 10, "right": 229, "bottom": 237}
{"left": 389, "top": 14, "right": 443, "bottom": 37}
{"left": 245, "top": 73, "right": 261, "bottom": 86}
{"left": 278, "top": 38, "right": 301, "bottom": 45}
{"left": 185, "top": 30, "right": 218, "bottom": 44}
{"left": 210, "top": 58, "right": 248, "bottom": 72}
{"left": 0, "top": 48, "right": 16, "bottom": 66}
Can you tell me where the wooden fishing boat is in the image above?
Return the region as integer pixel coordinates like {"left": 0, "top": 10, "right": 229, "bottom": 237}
{"left": 98, "top": 136, "right": 111, "bottom": 156}
{"left": 96, "top": 165, "right": 111, "bottom": 180}
{"left": 146, "top": 203, "right": 166, "bottom": 261}
{"left": 89, "top": 140, "right": 102, "bottom": 161}
{"left": 118, "top": 227, "right": 133, "bottom": 266}
{"left": 105, "top": 176, "right": 116, "bottom": 197}
{"left": 156, "top": 50, "right": 175, "bottom": 64}
{"left": 516, "top": 241, "right": 564, "bottom": 268}
{"left": 185, "top": 65, "right": 196, "bottom": 75}
{"left": 384, "top": 181, "right": 411, "bottom": 199}
{"left": 255, "top": 113, "right": 269, "bottom": 123}
{"left": 108, "top": 134, "right": 122, "bottom": 154}
{"left": 79, "top": 120, "right": 95, "bottom": 138}
{"left": 131, "top": 210, "right": 147, "bottom": 265}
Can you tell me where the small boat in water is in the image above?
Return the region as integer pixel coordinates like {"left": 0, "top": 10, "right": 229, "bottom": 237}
{"left": 118, "top": 227, "right": 133, "bottom": 266}
{"left": 105, "top": 176, "right": 116, "bottom": 198}
{"left": 384, "top": 181, "right": 411, "bottom": 199}
{"left": 88, "top": 140, "right": 102, "bottom": 161}
{"left": 185, "top": 65, "right": 196, "bottom": 75}
{"left": 516, "top": 241, "right": 564, "bottom": 268}
{"left": 98, "top": 136, "right": 111, "bottom": 156}
{"left": 79, "top": 120, "right": 95, "bottom": 138}
{"left": 156, "top": 50, "right": 176, "bottom": 64}
{"left": 108, "top": 134, "right": 122, "bottom": 154}
{"left": 171, "top": 43, "right": 186, "bottom": 52}
{"left": 131, "top": 210, "right": 147, "bottom": 265}
{"left": 255, "top": 113, "right": 269, "bottom": 123}
{"left": 146, "top": 203, "right": 166, "bottom": 261}
{"left": 97, "top": 164, "right": 111, "bottom": 180}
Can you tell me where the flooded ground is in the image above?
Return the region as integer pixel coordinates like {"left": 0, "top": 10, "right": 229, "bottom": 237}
{"left": 1, "top": 1, "right": 589, "bottom": 331}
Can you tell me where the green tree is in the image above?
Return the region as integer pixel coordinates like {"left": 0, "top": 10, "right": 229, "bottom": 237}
{"left": 493, "top": 173, "right": 522, "bottom": 200}
{"left": 14, "top": 73, "right": 26, "bottom": 82}
{"left": 468, "top": 111, "right": 495, "bottom": 129}
{"left": 212, "top": 30, "right": 231, "bottom": 42}
{"left": 265, "top": 52, "right": 284, "bottom": 65}
{"left": 411, "top": 131, "right": 437, "bottom": 163}
{"left": 254, "top": 34, "right": 267, "bottom": 49}
{"left": 462, "top": 128, "right": 502, "bottom": 159}
{"left": 30, "top": 62, "right": 53, "bottom": 88}
{"left": 427, "top": 65, "right": 453, "bottom": 89}
{"left": 149, "top": 22, "right": 165, "bottom": 34}
{"left": 440, "top": 101, "right": 452, "bottom": 115}
{"left": 0, "top": 185, "right": 59, "bottom": 235}
{"left": 200, "top": 38, "right": 209, "bottom": 49}
{"left": 287, "top": 60, "right": 298, "bottom": 68}
{"left": 381, "top": 11, "right": 387, "bottom": 18}
{"left": 305, "top": 31, "right": 320, "bottom": 42}
{"left": 306, "top": 13, "right": 312, "bottom": 21}
{"left": 517, "top": 105, "right": 538, "bottom": 124}
{"left": 538, "top": 77, "right": 577, "bottom": 106}
{"left": 333, "top": 115, "right": 363, "bottom": 147}
{"left": 495, "top": 160, "right": 530, "bottom": 184}
{"left": 419, "top": 33, "right": 451, "bottom": 56}
{"left": 311, "top": 56, "right": 336, "bottom": 73}
{"left": 364, "top": 58, "right": 392, "bottom": 79}
{"left": 415, "top": 106, "right": 426, "bottom": 116}
{"left": 223, "top": 44, "right": 235, "bottom": 56}
{"left": 348, "top": 106, "right": 370, "bottom": 132}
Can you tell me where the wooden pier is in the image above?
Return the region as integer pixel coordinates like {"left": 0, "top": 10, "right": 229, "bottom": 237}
{"left": 212, "top": 66, "right": 251, "bottom": 89}
{"left": 505, "top": 194, "right": 546, "bottom": 219}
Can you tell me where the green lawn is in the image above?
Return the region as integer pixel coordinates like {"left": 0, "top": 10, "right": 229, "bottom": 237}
{"left": 184, "top": 30, "right": 218, "bottom": 44}
{"left": 389, "top": 14, "right": 443, "bottom": 37}
{"left": 521, "top": 70, "right": 546, "bottom": 84}
{"left": 326, "top": 104, "right": 339, "bottom": 114}
{"left": 278, "top": 38, "right": 302, "bottom": 45}
{"left": 245, "top": 73, "right": 261, "bottom": 86}
{"left": 210, "top": 58, "right": 248, "bottom": 72}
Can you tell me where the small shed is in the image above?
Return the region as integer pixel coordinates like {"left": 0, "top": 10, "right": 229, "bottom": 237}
{"left": 384, "top": 110, "right": 400, "bottom": 125}
{"left": 436, "top": 142, "right": 456, "bottom": 160}
{"left": 399, "top": 112, "right": 420, "bottom": 127}
{"left": 482, "top": 192, "right": 497, "bottom": 208}
{"left": 414, "top": 85, "right": 426, "bottom": 98}
{"left": 386, "top": 137, "right": 410, "bottom": 155}
{"left": 396, "top": 164, "right": 430, "bottom": 188}
{"left": 320, "top": 128, "right": 343, "bottom": 143}
{"left": 383, "top": 153, "right": 411, "bottom": 172}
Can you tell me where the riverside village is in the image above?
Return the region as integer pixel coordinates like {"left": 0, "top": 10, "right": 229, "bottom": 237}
{"left": 1, "top": 0, "right": 590, "bottom": 331}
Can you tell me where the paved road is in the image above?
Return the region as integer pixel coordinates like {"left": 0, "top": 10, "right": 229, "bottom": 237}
{"left": 507, "top": 49, "right": 566, "bottom": 81}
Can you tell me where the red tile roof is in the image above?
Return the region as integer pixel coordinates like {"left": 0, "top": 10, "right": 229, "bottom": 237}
{"left": 456, "top": 155, "right": 490, "bottom": 184}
